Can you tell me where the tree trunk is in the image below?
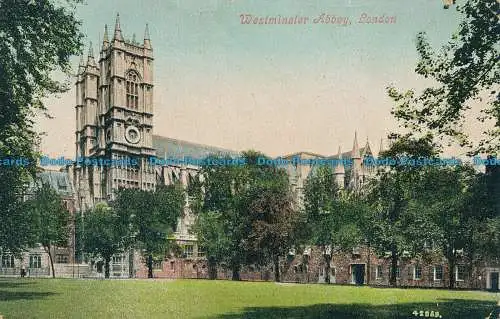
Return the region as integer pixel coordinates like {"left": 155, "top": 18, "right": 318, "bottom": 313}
{"left": 389, "top": 249, "right": 398, "bottom": 287}
{"left": 231, "top": 260, "right": 241, "bottom": 281}
{"left": 324, "top": 253, "right": 331, "bottom": 284}
{"left": 147, "top": 254, "right": 153, "bottom": 279}
{"left": 46, "top": 245, "right": 56, "bottom": 278}
{"left": 104, "top": 256, "right": 111, "bottom": 279}
{"left": 208, "top": 256, "right": 217, "bottom": 280}
{"left": 448, "top": 257, "right": 456, "bottom": 289}
{"left": 273, "top": 255, "right": 280, "bottom": 282}
{"left": 366, "top": 243, "right": 371, "bottom": 285}
{"left": 128, "top": 249, "right": 134, "bottom": 278}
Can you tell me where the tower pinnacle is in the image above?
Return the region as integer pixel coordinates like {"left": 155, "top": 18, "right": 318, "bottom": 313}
{"left": 114, "top": 13, "right": 123, "bottom": 41}
{"left": 86, "top": 42, "right": 96, "bottom": 67}
{"left": 102, "top": 24, "right": 109, "bottom": 50}
{"left": 351, "top": 130, "right": 361, "bottom": 159}
{"left": 334, "top": 145, "right": 345, "bottom": 175}
{"left": 144, "top": 24, "right": 152, "bottom": 49}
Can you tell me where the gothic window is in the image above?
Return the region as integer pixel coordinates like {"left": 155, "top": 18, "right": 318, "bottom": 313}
{"left": 126, "top": 71, "right": 139, "bottom": 109}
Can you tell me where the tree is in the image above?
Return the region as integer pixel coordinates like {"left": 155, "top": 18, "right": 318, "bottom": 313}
{"left": 191, "top": 211, "right": 231, "bottom": 279}
{"left": 387, "top": 0, "right": 499, "bottom": 154}
{"left": 188, "top": 153, "right": 253, "bottom": 281}
{"left": 303, "top": 165, "right": 340, "bottom": 284}
{"left": 113, "top": 185, "right": 184, "bottom": 278}
{"left": 303, "top": 166, "right": 366, "bottom": 284}
{"left": 364, "top": 134, "right": 439, "bottom": 287}
{"left": 415, "top": 165, "right": 496, "bottom": 288}
{"left": 26, "top": 183, "right": 70, "bottom": 278}
{"left": 0, "top": 0, "right": 83, "bottom": 253}
{"left": 241, "top": 165, "right": 302, "bottom": 282}
{"left": 83, "top": 203, "right": 126, "bottom": 279}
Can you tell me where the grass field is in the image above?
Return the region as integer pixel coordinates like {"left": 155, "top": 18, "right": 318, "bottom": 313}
{"left": 0, "top": 279, "right": 498, "bottom": 319}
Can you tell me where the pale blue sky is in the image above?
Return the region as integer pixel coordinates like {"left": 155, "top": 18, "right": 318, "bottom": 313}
{"left": 39, "top": 0, "right": 466, "bottom": 157}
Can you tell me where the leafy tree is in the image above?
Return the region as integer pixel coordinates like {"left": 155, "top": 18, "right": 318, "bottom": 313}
{"left": 26, "top": 183, "right": 70, "bottom": 278}
{"left": 74, "top": 213, "right": 84, "bottom": 263}
{"left": 415, "top": 165, "right": 496, "bottom": 288}
{"left": 188, "top": 153, "right": 252, "bottom": 281}
{"left": 364, "top": 134, "right": 439, "bottom": 287}
{"left": 241, "top": 165, "right": 301, "bottom": 282}
{"left": 387, "top": 0, "right": 499, "bottom": 154}
{"left": 191, "top": 211, "right": 231, "bottom": 279}
{"left": 0, "top": 0, "right": 83, "bottom": 253}
{"left": 303, "top": 165, "right": 341, "bottom": 284}
{"left": 113, "top": 185, "right": 184, "bottom": 278}
{"left": 83, "top": 203, "right": 126, "bottom": 278}
{"left": 189, "top": 151, "right": 301, "bottom": 281}
{"left": 303, "top": 165, "right": 366, "bottom": 283}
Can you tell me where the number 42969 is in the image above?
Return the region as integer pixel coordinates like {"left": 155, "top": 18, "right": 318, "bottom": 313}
{"left": 412, "top": 310, "right": 442, "bottom": 318}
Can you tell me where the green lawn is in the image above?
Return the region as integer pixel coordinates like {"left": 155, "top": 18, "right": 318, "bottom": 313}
{"left": 0, "top": 279, "right": 498, "bottom": 319}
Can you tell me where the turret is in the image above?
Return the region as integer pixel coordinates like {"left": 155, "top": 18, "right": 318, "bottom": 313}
{"left": 102, "top": 24, "right": 109, "bottom": 51}
{"left": 144, "top": 24, "right": 152, "bottom": 50}
{"left": 77, "top": 54, "right": 85, "bottom": 75}
{"left": 362, "top": 137, "right": 373, "bottom": 176}
{"left": 86, "top": 42, "right": 97, "bottom": 68}
{"left": 378, "top": 137, "right": 385, "bottom": 157}
{"left": 334, "top": 145, "right": 345, "bottom": 188}
{"left": 350, "top": 131, "right": 363, "bottom": 189}
{"left": 113, "top": 13, "right": 123, "bottom": 42}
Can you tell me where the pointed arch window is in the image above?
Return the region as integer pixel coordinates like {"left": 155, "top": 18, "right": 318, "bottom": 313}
{"left": 126, "top": 71, "right": 139, "bottom": 109}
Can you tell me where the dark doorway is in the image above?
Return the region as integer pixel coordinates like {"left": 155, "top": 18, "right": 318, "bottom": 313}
{"left": 351, "top": 264, "right": 365, "bottom": 285}
{"left": 491, "top": 272, "right": 499, "bottom": 291}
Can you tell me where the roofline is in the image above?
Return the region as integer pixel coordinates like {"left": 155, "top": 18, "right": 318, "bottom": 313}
{"left": 282, "top": 151, "right": 326, "bottom": 159}
{"left": 153, "top": 135, "right": 238, "bottom": 154}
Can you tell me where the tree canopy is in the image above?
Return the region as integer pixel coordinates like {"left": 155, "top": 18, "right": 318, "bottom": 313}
{"left": 387, "top": 0, "right": 499, "bottom": 154}
{"left": 0, "top": 0, "right": 83, "bottom": 253}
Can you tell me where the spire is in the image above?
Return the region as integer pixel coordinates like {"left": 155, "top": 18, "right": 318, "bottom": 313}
{"left": 114, "top": 13, "right": 123, "bottom": 41}
{"left": 86, "top": 42, "right": 96, "bottom": 67}
{"left": 102, "top": 24, "right": 109, "bottom": 50}
{"left": 363, "top": 136, "right": 372, "bottom": 157}
{"left": 334, "top": 145, "right": 345, "bottom": 175}
{"left": 351, "top": 130, "right": 361, "bottom": 159}
{"left": 379, "top": 137, "right": 385, "bottom": 156}
{"left": 144, "top": 24, "right": 152, "bottom": 49}
{"left": 78, "top": 54, "right": 85, "bottom": 74}
{"left": 87, "top": 42, "right": 94, "bottom": 57}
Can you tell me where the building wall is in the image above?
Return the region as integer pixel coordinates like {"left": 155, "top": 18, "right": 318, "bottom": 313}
{"left": 132, "top": 246, "right": 499, "bottom": 291}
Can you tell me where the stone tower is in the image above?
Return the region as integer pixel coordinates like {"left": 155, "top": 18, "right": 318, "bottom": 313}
{"left": 74, "top": 14, "right": 156, "bottom": 210}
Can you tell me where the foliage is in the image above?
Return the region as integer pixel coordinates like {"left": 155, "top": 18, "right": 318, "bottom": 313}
{"left": 387, "top": 0, "right": 500, "bottom": 154}
{"left": 82, "top": 202, "right": 126, "bottom": 278}
{"left": 188, "top": 152, "right": 253, "bottom": 280}
{"left": 413, "top": 165, "right": 497, "bottom": 288}
{"left": 303, "top": 165, "right": 366, "bottom": 283}
{"left": 113, "top": 185, "right": 185, "bottom": 278}
{"left": 364, "top": 134, "right": 440, "bottom": 286}
{"left": 25, "top": 182, "right": 70, "bottom": 278}
{"left": 240, "top": 165, "right": 301, "bottom": 282}
{"left": 0, "top": 0, "right": 83, "bottom": 253}
{"left": 189, "top": 151, "right": 303, "bottom": 281}
{"left": 191, "top": 211, "right": 231, "bottom": 279}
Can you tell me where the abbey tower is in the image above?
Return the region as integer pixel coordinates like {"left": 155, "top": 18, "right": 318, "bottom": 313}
{"left": 73, "top": 14, "right": 156, "bottom": 210}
